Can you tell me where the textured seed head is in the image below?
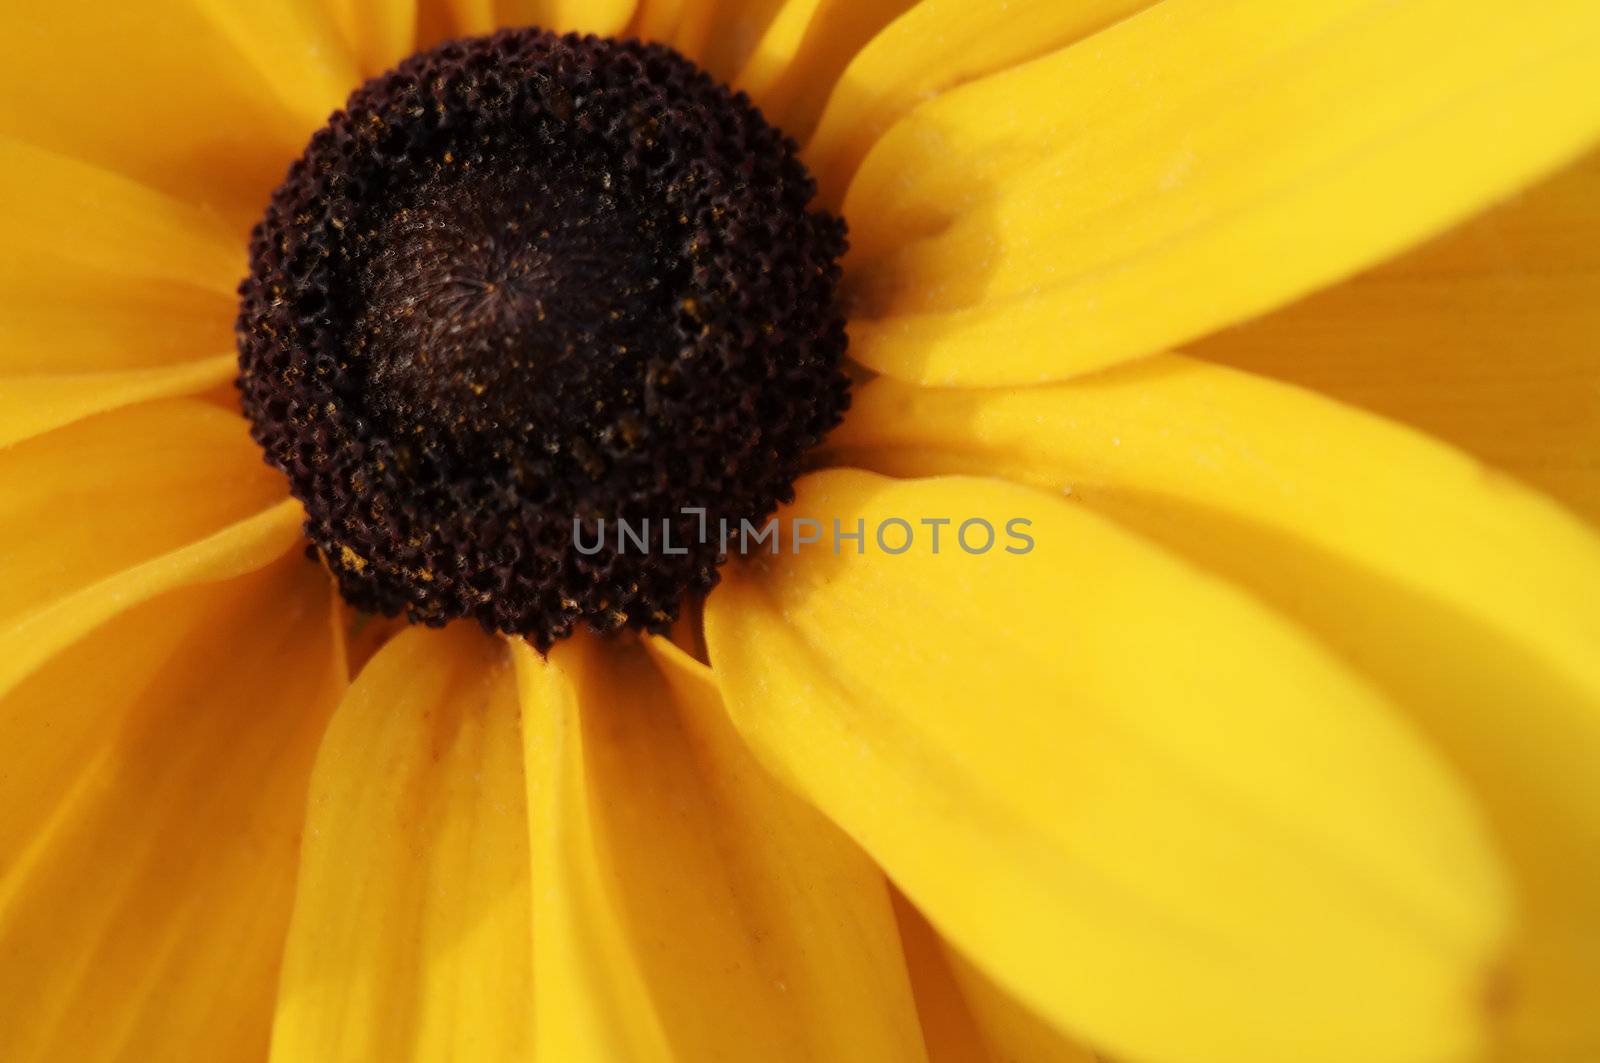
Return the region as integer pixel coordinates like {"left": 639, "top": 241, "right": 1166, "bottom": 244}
{"left": 236, "top": 28, "right": 849, "bottom": 648}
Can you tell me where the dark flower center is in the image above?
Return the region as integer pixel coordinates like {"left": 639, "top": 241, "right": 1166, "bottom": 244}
{"left": 236, "top": 28, "right": 849, "bottom": 648}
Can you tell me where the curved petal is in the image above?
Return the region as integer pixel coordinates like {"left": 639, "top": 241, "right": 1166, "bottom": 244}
{"left": 672, "top": 0, "right": 788, "bottom": 83}
{"left": 0, "top": 499, "right": 306, "bottom": 705}
{"left": 842, "top": 0, "right": 1600, "bottom": 386}
{"left": 432, "top": 0, "right": 495, "bottom": 35}
{"left": 734, "top": 0, "right": 918, "bottom": 143}
{"left": 627, "top": 0, "right": 685, "bottom": 42}
{"left": 511, "top": 632, "right": 927, "bottom": 1061}
{"left": 512, "top": 638, "right": 667, "bottom": 1062}
{"left": 269, "top": 624, "right": 533, "bottom": 1062}
{"left": 704, "top": 468, "right": 1509, "bottom": 1063}
{"left": 828, "top": 357, "right": 1600, "bottom": 721}
{"left": 806, "top": 0, "right": 1153, "bottom": 207}
{"left": 1191, "top": 145, "right": 1600, "bottom": 525}
{"left": 0, "top": 555, "right": 344, "bottom": 1062}
{"left": 0, "top": 400, "right": 299, "bottom": 697}
{"left": 0, "top": 355, "right": 237, "bottom": 449}
{"left": 0, "top": 139, "right": 244, "bottom": 301}
{"left": 337, "top": 607, "right": 411, "bottom": 682}
{"left": 0, "top": 400, "right": 289, "bottom": 626}
{"left": 0, "top": 1, "right": 343, "bottom": 220}
{"left": 0, "top": 140, "right": 241, "bottom": 418}
{"left": 328, "top": 0, "right": 418, "bottom": 78}
{"left": 498, "top": 0, "right": 636, "bottom": 36}
{"left": 892, "top": 891, "right": 1097, "bottom": 1063}
{"left": 183, "top": 0, "right": 357, "bottom": 120}
{"left": 826, "top": 359, "right": 1600, "bottom": 1056}
{"left": 0, "top": 273, "right": 231, "bottom": 378}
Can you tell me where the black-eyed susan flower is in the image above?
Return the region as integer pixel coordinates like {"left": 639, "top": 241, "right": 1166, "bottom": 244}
{"left": 2, "top": 1, "right": 1598, "bottom": 1060}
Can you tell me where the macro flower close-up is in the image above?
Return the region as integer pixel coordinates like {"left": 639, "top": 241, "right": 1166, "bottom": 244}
{"left": 3, "top": 0, "right": 1599, "bottom": 1060}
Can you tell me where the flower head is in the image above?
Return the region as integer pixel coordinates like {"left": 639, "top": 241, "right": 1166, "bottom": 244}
{"left": 2, "top": 2, "right": 1599, "bottom": 1062}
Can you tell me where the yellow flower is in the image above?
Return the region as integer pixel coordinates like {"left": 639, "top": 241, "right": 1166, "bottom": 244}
{"left": 2, "top": 1, "right": 1598, "bottom": 1061}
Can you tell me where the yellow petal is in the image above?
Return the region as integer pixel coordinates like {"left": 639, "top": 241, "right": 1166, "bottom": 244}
{"left": 0, "top": 400, "right": 289, "bottom": 627}
{"left": 705, "top": 468, "right": 1509, "bottom": 1063}
{"left": 892, "top": 889, "right": 990, "bottom": 1063}
{"left": 944, "top": 952, "right": 1097, "bottom": 1063}
{"left": 735, "top": 0, "right": 823, "bottom": 100}
{"left": 511, "top": 633, "right": 927, "bottom": 1061}
{"left": 512, "top": 639, "right": 668, "bottom": 1061}
{"left": 627, "top": 0, "right": 684, "bottom": 42}
{"left": 1192, "top": 145, "right": 1600, "bottom": 526}
{"left": 827, "top": 359, "right": 1600, "bottom": 1056}
{"left": 0, "top": 555, "right": 343, "bottom": 1062}
{"left": 734, "top": 0, "right": 918, "bottom": 143}
{"left": 843, "top": 0, "right": 1600, "bottom": 386}
{"left": 270, "top": 624, "right": 533, "bottom": 1062}
{"left": 0, "top": 139, "right": 244, "bottom": 301}
{"left": 423, "top": 0, "right": 640, "bottom": 48}
{"left": 892, "top": 891, "right": 1097, "bottom": 1063}
{"left": 0, "top": 274, "right": 232, "bottom": 377}
{"left": 498, "top": 0, "right": 636, "bottom": 36}
{"left": 673, "top": 0, "right": 788, "bottom": 84}
{"left": 0, "top": 1, "right": 331, "bottom": 219}
{"left": 328, "top": 0, "right": 418, "bottom": 78}
{"left": 435, "top": 0, "right": 495, "bottom": 35}
{"left": 0, "top": 400, "right": 298, "bottom": 698}
{"left": 828, "top": 356, "right": 1600, "bottom": 724}
{"left": 806, "top": 0, "right": 1152, "bottom": 207}
{"left": 338, "top": 606, "right": 411, "bottom": 682}
{"left": 0, "top": 355, "right": 237, "bottom": 449}
{"left": 183, "top": 0, "right": 357, "bottom": 125}
{"left": 0, "top": 499, "right": 306, "bottom": 706}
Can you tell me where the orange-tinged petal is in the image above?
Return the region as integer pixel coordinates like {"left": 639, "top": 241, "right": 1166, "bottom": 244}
{"left": 0, "top": 555, "right": 343, "bottom": 1062}
{"left": 705, "top": 469, "right": 1510, "bottom": 1063}
{"left": 673, "top": 0, "right": 788, "bottom": 83}
{"left": 0, "top": 144, "right": 237, "bottom": 379}
{"left": 734, "top": 0, "right": 822, "bottom": 98}
{"left": 0, "top": 273, "right": 232, "bottom": 377}
{"left": 734, "top": 0, "right": 918, "bottom": 143}
{"left": 337, "top": 606, "right": 411, "bottom": 682}
{"left": 436, "top": 0, "right": 495, "bottom": 35}
{"left": 1192, "top": 145, "right": 1600, "bottom": 526}
{"left": 183, "top": 0, "right": 357, "bottom": 125}
{"left": 423, "top": 0, "right": 637, "bottom": 54}
{"left": 498, "top": 0, "right": 636, "bottom": 36}
{"left": 269, "top": 624, "right": 533, "bottom": 1062}
{"left": 328, "top": 0, "right": 419, "bottom": 78}
{"left": 893, "top": 891, "right": 1097, "bottom": 1063}
{"left": 0, "top": 143, "right": 239, "bottom": 423}
{"left": 828, "top": 358, "right": 1600, "bottom": 1057}
{"left": 628, "top": 0, "right": 685, "bottom": 42}
{"left": 511, "top": 633, "right": 927, "bottom": 1062}
{"left": 0, "top": 355, "right": 237, "bottom": 449}
{"left": 0, "top": 139, "right": 244, "bottom": 300}
{"left": 843, "top": 0, "right": 1600, "bottom": 386}
{"left": 0, "top": 1, "right": 332, "bottom": 219}
{"left": 0, "top": 400, "right": 289, "bottom": 630}
{"left": 0, "top": 400, "right": 299, "bottom": 700}
{"left": 2, "top": 586, "right": 219, "bottom": 871}
{"left": 0, "top": 499, "right": 306, "bottom": 705}
{"left": 945, "top": 953, "right": 1098, "bottom": 1063}
{"left": 806, "top": 0, "right": 1152, "bottom": 208}
{"left": 893, "top": 889, "right": 990, "bottom": 1063}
